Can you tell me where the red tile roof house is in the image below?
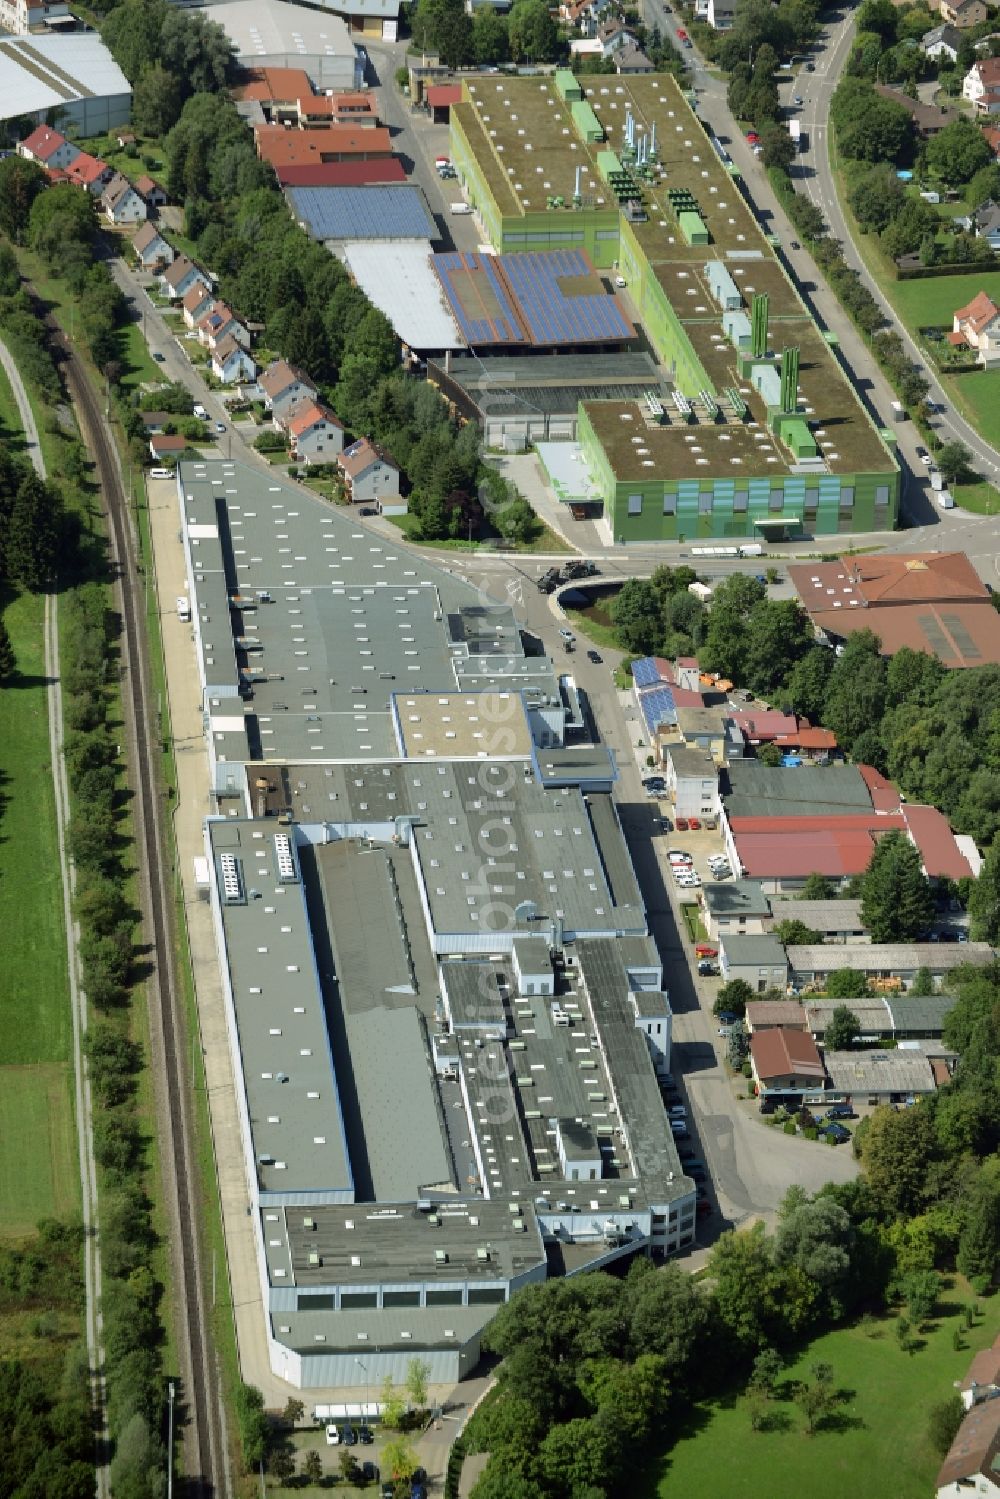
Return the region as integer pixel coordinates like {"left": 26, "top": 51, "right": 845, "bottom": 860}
{"left": 936, "top": 1395, "right": 1000, "bottom": 1496}
{"left": 210, "top": 333, "right": 256, "bottom": 385}
{"left": 65, "top": 152, "right": 114, "bottom": 195}
{"left": 958, "top": 1333, "right": 1000, "bottom": 1410}
{"left": 259, "top": 359, "right": 318, "bottom": 421}
{"left": 337, "top": 437, "right": 404, "bottom": 512}
{"left": 952, "top": 290, "right": 1000, "bottom": 365}
{"left": 181, "top": 282, "right": 215, "bottom": 329}
{"left": 749, "top": 1028, "right": 826, "bottom": 1097}
{"left": 149, "top": 433, "right": 188, "bottom": 462}
{"left": 18, "top": 125, "right": 79, "bottom": 172}
{"left": 286, "top": 399, "right": 345, "bottom": 463}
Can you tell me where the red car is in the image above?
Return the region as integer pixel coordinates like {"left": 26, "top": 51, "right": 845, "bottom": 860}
{"left": 695, "top": 944, "right": 718, "bottom": 958}
{"left": 746, "top": 131, "right": 760, "bottom": 143}
{"left": 676, "top": 26, "right": 688, "bottom": 38}
{"left": 675, "top": 816, "right": 689, "bottom": 831}
{"left": 688, "top": 817, "right": 702, "bottom": 830}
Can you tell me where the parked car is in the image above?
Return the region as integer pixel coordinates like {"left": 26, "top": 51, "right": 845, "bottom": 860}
{"left": 362, "top": 1463, "right": 379, "bottom": 1483}
{"left": 341, "top": 1426, "right": 357, "bottom": 1446}
{"left": 688, "top": 817, "right": 702, "bottom": 830}
{"left": 558, "top": 626, "right": 575, "bottom": 642}
{"left": 686, "top": 1162, "right": 706, "bottom": 1180}
{"left": 675, "top": 816, "right": 690, "bottom": 831}
{"left": 676, "top": 872, "right": 701, "bottom": 887}
{"left": 586, "top": 649, "right": 603, "bottom": 664}
{"left": 696, "top": 1198, "right": 713, "bottom": 1216}
{"left": 153, "top": 351, "right": 165, "bottom": 362}
{"left": 667, "top": 1104, "right": 687, "bottom": 1118}
{"left": 716, "top": 1011, "right": 739, "bottom": 1025}
{"left": 695, "top": 944, "right": 718, "bottom": 958}
{"left": 671, "top": 1126, "right": 690, "bottom": 1141}
{"left": 326, "top": 1425, "right": 341, "bottom": 1446}
{"left": 659, "top": 816, "right": 673, "bottom": 832}
{"left": 697, "top": 960, "right": 718, "bottom": 977}
{"left": 825, "top": 1105, "right": 856, "bottom": 1120}
{"left": 823, "top": 1123, "right": 851, "bottom": 1144}
{"left": 746, "top": 130, "right": 760, "bottom": 143}
{"left": 668, "top": 850, "right": 692, "bottom": 863}
{"left": 792, "top": 93, "right": 803, "bottom": 105}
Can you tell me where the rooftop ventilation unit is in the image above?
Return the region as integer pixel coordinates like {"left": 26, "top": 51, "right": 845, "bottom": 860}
{"left": 220, "top": 853, "right": 244, "bottom": 904}
{"left": 274, "top": 833, "right": 298, "bottom": 883}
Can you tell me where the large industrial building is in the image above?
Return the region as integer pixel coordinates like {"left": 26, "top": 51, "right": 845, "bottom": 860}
{"left": 178, "top": 459, "right": 694, "bottom": 1389}
{"left": 449, "top": 71, "right": 900, "bottom": 543}
{"left": 0, "top": 31, "right": 131, "bottom": 133}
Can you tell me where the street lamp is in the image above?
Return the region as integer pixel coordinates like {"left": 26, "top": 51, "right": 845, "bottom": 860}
{"left": 167, "top": 1382, "right": 176, "bottom": 1499}
{"left": 356, "top": 1357, "right": 369, "bottom": 1426}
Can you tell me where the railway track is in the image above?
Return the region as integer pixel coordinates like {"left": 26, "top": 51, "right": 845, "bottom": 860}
{"left": 49, "top": 312, "right": 226, "bottom": 1498}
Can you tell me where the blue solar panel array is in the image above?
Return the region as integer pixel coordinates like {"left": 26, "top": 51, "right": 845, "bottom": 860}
{"left": 639, "top": 686, "right": 677, "bottom": 733}
{"left": 500, "top": 250, "right": 634, "bottom": 346}
{"left": 631, "top": 656, "right": 662, "bottom": 688}
{"left": 433, "top": 252, "right": 526, "bottom": 346}
{"left": 286, "top": 185, "right": 437, "bottom": 242}
{"left": 431, "top": 248, "right": 634, "bottom": 349}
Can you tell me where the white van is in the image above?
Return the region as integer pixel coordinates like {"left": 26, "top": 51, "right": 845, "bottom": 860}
{"left": 176, "top": 595, "right": 191, "bottom": 621}
{"left": 449, "top": 201, "right": 472, "bottom": 215}
{"left": 193, "top": 403, "right": 208, "bottom": 420}
{"left": 149, "top": 467, "right": 173, "bottom": 479}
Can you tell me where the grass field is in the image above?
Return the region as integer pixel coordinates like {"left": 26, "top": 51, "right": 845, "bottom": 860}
{"left": 0, "top": 1067, "right": 78, "bottom": 1236}
{"left": 945, "top": 369, "right": 1000, "bottom": 450}
{"left": 953, "top": 478, "right": 1000, "bottom": 514}
{"left": 651, "top": 1294, "right": 999, "bottom": 1499}
{"left": 889, "top": 270, "right": 1000, "bottom": 333}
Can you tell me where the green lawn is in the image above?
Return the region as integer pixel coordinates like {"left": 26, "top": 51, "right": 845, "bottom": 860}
{"left": 561, "top": 605, "right": 621, "bottom": 651}
{"left": 651, "top": 1296, "right": 999, "bottom": 1499}
{"left": 952, "top": 478, "right": 1000, "bottom": 514}
{"left": 945, "top": 369, "right": 1000, "bottom": 449}
{"left": 891, "top": 271, "right": 1000, "bottom": 337}
{"left": 0, "top": 1067, "right": 78, "bottom": 1237}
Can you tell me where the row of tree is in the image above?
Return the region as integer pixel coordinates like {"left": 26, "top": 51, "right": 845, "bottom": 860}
{"left": 409, "top": 0, "right": 560, "bottom": 69}
{"left": 463, "top": 959, "right": 1000, "bottom": 1498}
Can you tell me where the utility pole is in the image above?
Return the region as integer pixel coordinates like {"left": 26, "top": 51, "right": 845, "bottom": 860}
{"left": 167, "top": 1382, "right": 176, "bottom": 1499}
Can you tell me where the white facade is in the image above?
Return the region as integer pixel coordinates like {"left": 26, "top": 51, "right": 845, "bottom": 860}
{"left": 0, "top": 0, "right": 68, "bottom": 29}
{"left": 0, "top": 34, "right": 131, "bottom": 133}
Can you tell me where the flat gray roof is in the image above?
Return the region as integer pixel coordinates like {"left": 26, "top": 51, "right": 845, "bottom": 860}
{"left": 209, "top": 818, "right": 353, "bottom": 1198}
{"left": 666, "top": 743, "right": 717, "bottom": 778}
{"left": 347, "top": 1008, "right": 453, "bottom": 1200}
{"left": 722, "top": 933, "right": 789, "bottom": 967}
{"left": 534, "top": 746, "right": 617, "bottom": 787}
{"left": 205, "top": 0, "right": 356, "bottom": 58}
{"left": 724, "top": 763, "right": 874, "bottom": 820}
{"left": 177, "top": 461, "right": 562, "bottom": 764}
{"left": 824, "top": 1049, "right": 937, "bottom": 1095}
{"left": 884, "top": 994, "right": 958, "bottom": 1031}
{"left": 769, "top": 898, "right": 866, "bottom": 933}
{"left": 441, "top": 962, "right": 506, "bottom": 1030}
{"left": 429, "top": 350, "right": 669, "bottom": 416}
{"left": 803, "top": 995, "right": 957, "bottom": 1034}
{"left": 703, "top": 879, "right": 770, "bottom": 917}
{"left": 788, "top": 943, "right": 995, "bottom": 973}
{"left": 269, "top": 1304, "right": 506, "bottom": 1356}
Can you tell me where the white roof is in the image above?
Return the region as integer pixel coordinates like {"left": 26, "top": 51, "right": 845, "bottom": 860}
{"left": 342, "top": 241, "right": 462, "bottom": 351}
{"left": 0, "top": 33, "right": 130, "bottom": 118}
{"left": 203, "top": 0, "right": 355, "bottom": 59}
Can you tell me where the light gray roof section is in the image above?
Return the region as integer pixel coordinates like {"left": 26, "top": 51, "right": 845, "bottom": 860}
{"left": 724, "top": 762, "right": 874, "bottom": 819}
{"left": 586, "top": 792, "right": 643, "bottom": 916}
{"left": 441, "top": 962, "right": 506, "bottom": 1030}
{"left": 769, "top": 898, "right": 866, "bottom": 933}
{"left": 721, "top": 933, "right": 789, "bottom": 967}
{"left": 347, "top": 1008, "right": 453, "bottom": 1200}
{"left": 535, "top": 746, "right": 617, "bottom": 786}
{"left": 511, "top": 935, "right": 551, "bottom": 972}
{"left": 0, "top": 33, "right": 130, "bottom": 116}
{"left": 288, "top": 187, "right": 437, "bottom": 242}
{"left": 270, "top": 1305, "right": 508, "bottom": 1355}
{"left": 209, "top": 819, "right": 354, "bottom": 1198}
{"left": 702, "top": 879, "right": 770, "bottom": 917}
{"left": 666, "top": 743, "right": 718, "bottom": 777}
{"left": 883, "top": 993, "right": 959, "bottom": 1032}
{"left": 803, "top": 1000, "right": 892, "bottom": 1034}
{"left": 823, "top": 1048, "right": 937, "bottom": 1095}
{"left": 344, "top": 242, "right": 462, "bottom": 351}
{"left": 787, "top": 943, "right": 995, "bottom": 973}
{"left": 204, "top": 0, "right": 358, "bottom": 59}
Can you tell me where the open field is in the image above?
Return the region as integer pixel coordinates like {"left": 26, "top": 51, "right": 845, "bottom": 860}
{"left": 650, "top": 1293, "right": 999, "bottom": 1499}
{"left": 890, "top": 271, "right": 1000, "bottom": 336}
{"left": 0, "top": 1066, "right": 78, "bottom": 1237}
{"left": 953, "top": 478, "right": 1000, "bottom": 514}
{"left": 945, "top": 369, "right": 1000, "bottom": 449}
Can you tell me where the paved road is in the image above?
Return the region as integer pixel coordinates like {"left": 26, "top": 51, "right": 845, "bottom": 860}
{"left": 0, "top": 336, "right": 109, "bottom": 1498}
{"left": 796, "top": 14, "right": 1000, "bottom": 483}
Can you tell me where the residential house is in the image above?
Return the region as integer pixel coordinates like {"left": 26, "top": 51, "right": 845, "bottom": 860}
{"left": 707, "top": 0, "right": 737, "bottom": 28}
{"left": 745, "top": 1001, "right": 809, "bottom": 1035}
{"left": 958, "top": 1333, "right": 1000, "bottom": 1410}
{"left": 663, "top": 743, "right": 719, "bottom": 820}
{"left": 984, "top": 125, "right": 1000, "bottom": 159}
{"left": 337, "top": 437, "right": 401, "bottom": 508}
{"left": 766, "top": 898, "right": 867, "bottom": 944}
{"left": 17, "top": 125, "right": 79, "bottom": 172}
{"left": 937, "top": 1391, "right": 1000, "bottom": 1497}
{"left": 102, "top": 173, "right": 147, "bottom": 226}
{"left": 614, "top": 42, "right": 655, "bottom": 73}
{"left": 160, "top": 255, "right": 212, "bottom": 303}
{"left": 138, "top": 411, "right": 171, "bottom": 436}
{"left": 182, "top": 283, "right": 216, "bottom": 329}
{"left": 967, "top": 197, "right": 1000, "bottom": 250}
{"left": 952, "top": 289, "right": 1000, "bottom": 365}
{"left": 719, "top": 934, "right": 789, "bottom": 992}
{"left": 285, "top": 399, "right": 345, "bottom": 463}
{"left": 874, "top": 85, "right": 959, "bottom": 136}
{"left": 963, "top": 57, "right": 1000, "bottom": 108}
{"left": 148, "top": 434, "right": 187, "bottom": 463}
{"left": 920, "top": 22, "right": 962, "bottom": 59}
{"left": 786, "top": 942, "right": 995, "bottom": 992}
{"left": 135, "top": 174, "right": 167, "bottom": 209}
{"left": 701, "top": 881, "right": 772, "bottom": 942}
{"left": 748, "top": 1027, "right": 825, "bottom": 1097}
{"left": 259, "top": 359, "right": 318, "bottom": 420}
{"left": 210, "top": 333, "right": 256, "bottom": 385}
{"left": 940, "top": 0, "right": 987, "bottom": 25}
{"left": 197, "top": 302, "right": 250, "bottom": 352}
{"left": 597, "top": 19, "right": 632, "bottom": 55}
{"left": 132, "top": 222, "right": 174, "bottom": 273}
{"left": 65, "top": 153, "right": 113, "bottom": 195}
{"left": 559, "top": 0, "right": 609, "bottom": 33}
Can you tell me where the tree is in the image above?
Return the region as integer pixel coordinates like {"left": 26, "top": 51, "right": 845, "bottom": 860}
{"left": 507, "top": 0, "right": 557, "bottom": 61}
{"left": 860, "top": 1104, "right": 935, "bottom": 1218}
{"left": 708, "top": 1223, "right": 782, "bottom": 1346}
{"left": 795, "top": 1373, "right": 833, "bottom": 1433}
{"left": 132, "top": 61, "right": 182, "bottom": 135}
{"left": 0, "top": 154, "right": 47, "bottom": 242}
{"left": 775, "top": 1197, "right": 854, "bottom": 1310}
{"left": 937, "top": 440, "right": 973, "bottom": 486}
{"left": 781, "top": 646, "right": 834, "bottom": 723}
{"left": 823, "top": 630, "right": 887, "bottom": 753}
{"left": 965, "top": 162, "right": 1000, "bottom": 208}
{"left": 838, "top": 92, "right": 912, "bottom": 165}
{"left": 771, "top": 918, "right": 822, "bottom": 945}
{"left": 848, "top": 164, "right": 903, "bottom": 232}
{"left": 801, "top": 872, "right": 834, "bottom": 901}
{"left": 380, "top": 1376, "right": 407, "bottom": 1430}
{"left": 473, "top": 9, "right": 510, "bottom": 64}
{"left": 824, "top": 970, "right": 871, "bottom": 1000}
{"left": 282, "top": 1397, "right": 304, "bottom": 1427}
{"left": 757, "top": 742, "right": 783, "bottom": 767}
{"left": 824, "top": 1005, "right": 861, "bottom": 1051}
{"left": 714, "top": 979, "right": 754, "bottom": 1018}
{"left": 748, "top": 1346, "right": 784, "bottom": 1398}
{"left": 860, "top": 829, "right": 934, "bottom": 941}
{"left": 235, "top": 1384, "right": 268, "bottom": 1470}
{"left": 0, "top": 616, "right": 16, "bottom": 681}
{"left": 957, "top": 1172, "right": 1000, "bottom": 1288}
{"left": 611, "top": 579, "right": 661, "bottom": 656}
{"left": 968, "top": 839, "right": 1000, "bottom": 943}
{"left": 928, "top": 1395, "right": 965, "bottom": 1457}
{"left": 302, "top": 1449, "right": 323, "bottom": 1484}
{"left": 382, "top": 1437, "right": 418, "bottom": 1482}
{"left": 856, "top": 0, "right": 898, "bottom": 41}
{"left": 760, "top": 125, "right": 797, "bottom": 170}
{"left": 903, "top": 1268, "right": 939, "bottom": 1327}
{"left": 700, "top": 573, "right": 767, "bottom": 682}
{"left": 927, "top": 117, "right": 993, "bottom": 184}
{"left": 405, "top": 1358, "right": 430, "bottom": 1410}
{"left": 268, "top": 1446, "right": 296, "bottom": 1484}
{"left": 495, "top": 497, "right": 539, "bottom": 545}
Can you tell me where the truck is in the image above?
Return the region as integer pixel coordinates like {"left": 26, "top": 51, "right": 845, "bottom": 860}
{"left": 176, "top": 595, "right": 191, "bottom": 621}
{"left": 890, "top": 399, "right": 906, "bottom": 419}
{"left": 929, "top": 469, "right": 944, "bottom": 493}
{"left": 938, "top": 489, "right": 955, "bottom": 509}
{"left": 789, "top": 119, "right": 801, "bottom": 149}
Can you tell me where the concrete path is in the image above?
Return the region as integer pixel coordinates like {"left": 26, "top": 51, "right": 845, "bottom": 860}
{"left": 0, "top": 336, "right": 109, "bottom": 1498}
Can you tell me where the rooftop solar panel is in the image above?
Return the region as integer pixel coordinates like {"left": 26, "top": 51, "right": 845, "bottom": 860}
{"left": 639, "top": 687, "right": 676, "bottom": 732}
{"left": 631, "top": 657, "right": 662, "bottom": 688}
{"left": 431, "top": 248, "right": 634, "bottom": 349}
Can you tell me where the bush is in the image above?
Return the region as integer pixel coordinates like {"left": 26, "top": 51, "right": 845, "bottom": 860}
{"left": 784, "top": 1120, "right": 797, "bottom": 1135}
